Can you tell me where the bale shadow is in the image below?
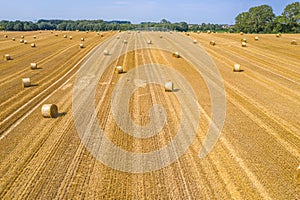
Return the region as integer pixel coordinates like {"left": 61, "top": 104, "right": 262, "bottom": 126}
{"left": 173, "top": 88, "right": 180, "bottom": 92}
{"left": 54, "top": 112, "right": 67, "bottom": 118}
{"left": 233, "top": 69, "right": 245, "bottom": 73}
{"left": 32, "top": 67, "right": 43, "bottom": 70}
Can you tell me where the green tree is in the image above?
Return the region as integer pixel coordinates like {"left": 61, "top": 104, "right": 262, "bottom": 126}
{"left": 13, "top": 21, "right": 24, "bottom": 31}
{"left": 282, "top": 2, "right": 300, "bottom": 32}
{"left": 249, "top": 5, "right": 275, "bottom": 33}
{"left": 235, "top": 12, "right": 251, "bottom": 33}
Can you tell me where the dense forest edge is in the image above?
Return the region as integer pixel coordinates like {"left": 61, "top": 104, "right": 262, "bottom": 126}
{"left": 0, "top": 2, "right": 299, "bottom": 33}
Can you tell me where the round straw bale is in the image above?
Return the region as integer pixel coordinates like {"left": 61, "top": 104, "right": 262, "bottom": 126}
{"left": 193, "top": 39, "right": 197, "bottom": 44}
{"left": 241, "top": 38, "right": 247, "bottom": 43}
{"left": 80, "top": 37, "right": 84, "bottom": 41}
{"left": 254, "top": 36, "right": 259, "bottom": 41}
{"left": 147, "top": 40, "right": 152, "bottom": 44}
{"left": 24, "top": 40, "right": 28, "bottom": 44}
{"left": 21, "top": 35, "right": 24, "bottom": 39}
{"left": 69, "top": 36, "right": 72, "bottom": 40}
{"left": 12, "top": 38, "right": 15, "bottom": 41}
{"left": 276, "top": 33, "right": 281, "bottom": 38}
{"left": 30, "top": 63, "right": 38, "bottom": 69}
{"left": 186, "top": 32, "right": 190, "bottom": 36}
{"left": 41, "top": 104, "right": 58, "bottom": 118}
{"left": 4, "top": 34, "right": 8, "bottom": 38}
{"left": 210, "top": 40, "right": 216, "bottom": 46}
{"left": 172, "top": 52, "right": 180, "bottom": 58}
{"left": 79, "top": 43, "right": 84, "bottom": 48}
{"left": 3, "top": 54, "right": 11, "bottom": 61}
{"left": 117, "top": 36, "right": 120, "bottom": 39}
{"left": 31, "top": 43, "right": 36, "bottom": 47}
{"left": 123, "top": 40, "right": 128, "bottom": 44}
{"left": 33, "top": 35, "right": 37, "bottom": 39}
{"left": 63, "top": 34, "right": 67, "bottom": 38}
{"left": 165, "top": 81, "right": 173, "bottom": 92}
{"left": 55, "top": 33, "right": 58, "bottom": 36}
{"left": 22, "top": 78, "right": 31, "bottom": 87}
{"left": 291, "top": 40, "right": 297, "bottom": 45}
{"left": 104, "top": 49, "right": 109, "bottom": 55}
{"left": 207, "top": 30, "right": 211, "bottom": 34}
{"left": 20, "top": 39, "right": 24, "bottom": 43}
{"left": 233, "top": 64, "right": 241, "bottom": 72}
{"left": 160, "top": 35, "right": 163, "bottom": 38}
{"left": 240, "top": 32, "right": 244, "bottom": 35}
{"left": 241, "top": 42, "right": 247, "bottom": 47}
{"left": 115, "top": 66, "right": 123, "bottom": 74}
{"left": 170, "top": 31, "right": 173, "bottom": 34}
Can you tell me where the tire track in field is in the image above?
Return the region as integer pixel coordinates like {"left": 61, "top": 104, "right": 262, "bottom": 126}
{"left": 0, "top": 33, "right": 115, "bottom": 134}
{"left": 154, "top": 32, "right": 263, "bottom": 199}
{"left": 0, "top": 32, "right": 120, "bottom": 199}
{"left": 171, "top": 33, "right": 300, "bottom": 145}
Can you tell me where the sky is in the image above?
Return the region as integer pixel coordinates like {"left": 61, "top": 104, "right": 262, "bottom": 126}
{"left": 0, "top": 0, "right": 297, "bottom": 24}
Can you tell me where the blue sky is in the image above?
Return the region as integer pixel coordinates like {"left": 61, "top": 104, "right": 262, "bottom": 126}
{"left": 0, "top": 0, "right": 297, "bottom": 24}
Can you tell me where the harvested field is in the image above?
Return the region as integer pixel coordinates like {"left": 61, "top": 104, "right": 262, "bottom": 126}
{"left": 0, "top": 31, "right": 299, "bottom": 199}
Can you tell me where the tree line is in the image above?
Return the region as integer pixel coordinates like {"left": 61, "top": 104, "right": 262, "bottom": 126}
{"left": 0, "top": 2, "right": 298, "bottom": 33}
{"left": 0, "top": 18, "right": 224, "bottom": 32}
{"left": 235, "top": 2, "right": 299, "bottom": 33}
